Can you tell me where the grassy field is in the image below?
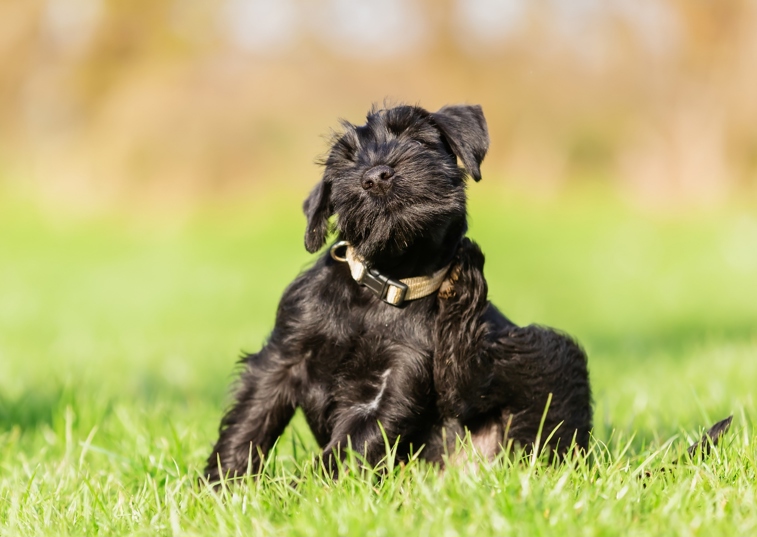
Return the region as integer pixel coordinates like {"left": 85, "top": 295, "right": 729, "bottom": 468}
{"left": 1, "top": 186, "right": 756, "bottom": 536}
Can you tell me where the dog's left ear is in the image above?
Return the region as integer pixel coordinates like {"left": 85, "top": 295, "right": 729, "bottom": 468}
{"left": 303, "top": 178, "right": 333, "bottom": 253}
{"left": 432, "top": 105, "right": 490, "bottom": 182}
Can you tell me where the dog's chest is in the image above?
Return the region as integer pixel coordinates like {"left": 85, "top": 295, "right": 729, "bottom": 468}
{"left": 297, "top": 299, "right": 436, "bottom": 443}
{"left": 305, "top": 306, "right": 433, "bottom": 387}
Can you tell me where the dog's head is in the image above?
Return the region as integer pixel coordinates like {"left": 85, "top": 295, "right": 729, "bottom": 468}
{"left": 303, "top": 104, "right": 489, "bottom": 261}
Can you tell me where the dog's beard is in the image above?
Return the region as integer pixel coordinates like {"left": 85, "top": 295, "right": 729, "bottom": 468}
{"left": 336, "top": 194, "right": 464, "bottom": 262}
{"left": 337, "top": 206, "right": 412, "bottom": 260}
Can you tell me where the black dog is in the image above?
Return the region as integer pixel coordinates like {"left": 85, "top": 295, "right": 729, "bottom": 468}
{"left": 204, "top": 104, "right": 592, "bottom": 482}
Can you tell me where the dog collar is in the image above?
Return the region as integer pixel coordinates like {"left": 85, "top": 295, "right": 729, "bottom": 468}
{"left": 330, "top": 241, "right": 451, "bottom": 306}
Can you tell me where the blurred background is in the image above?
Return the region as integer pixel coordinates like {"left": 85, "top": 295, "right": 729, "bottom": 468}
{"left": 1, "top": 0, "right": 757, "bottom": 211}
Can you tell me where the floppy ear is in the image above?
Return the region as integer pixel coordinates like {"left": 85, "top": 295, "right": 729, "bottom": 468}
{"left": 432, "top": 105, "right": 490, "bottom": 181}
{"left": 303, "top": 178, "right": 333, "bottom": 253}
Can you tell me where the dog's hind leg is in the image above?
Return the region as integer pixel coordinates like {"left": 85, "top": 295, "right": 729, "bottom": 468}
{"left": 203, "top": 345, "right": 298, "bottom": 484}
{"left": 434, "top": 238, "right": 592, "bottom": 455}
{"left": 484, "top": 326, "right": 592, "bottom": 454}
{"left": 434, "top": 238, "right": 493, "bottom": 420}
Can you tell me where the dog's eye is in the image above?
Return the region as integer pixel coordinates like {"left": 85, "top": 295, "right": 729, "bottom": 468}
{"left": 413, "top": 139, "right": 432, "bottom": 149}
{"left": 415, "top": 139, "right": 437, "bottom": 150}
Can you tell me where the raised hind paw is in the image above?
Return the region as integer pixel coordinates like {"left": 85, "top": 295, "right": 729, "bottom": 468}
{"left": 439, "top": 238, "right": 487, "bottom": 304}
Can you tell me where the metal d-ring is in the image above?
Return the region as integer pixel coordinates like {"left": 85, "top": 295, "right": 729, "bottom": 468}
{"left": 330, "top": 240, "right": 350, "bottom": 262}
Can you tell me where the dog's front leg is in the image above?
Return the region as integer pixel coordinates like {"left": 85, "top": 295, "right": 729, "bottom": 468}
{"left": 319, "top": 363, "right": 429, "bottom": 476}
{"left": 319, "top": 418, "right": 390, "bottom": 477}
{"left": 204, "top": 344, "right": 297, "bottom": 484}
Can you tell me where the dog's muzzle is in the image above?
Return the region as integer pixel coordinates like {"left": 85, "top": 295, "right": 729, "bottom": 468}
{"left": 330, "top": 241, "right": 451, "bottom": 306}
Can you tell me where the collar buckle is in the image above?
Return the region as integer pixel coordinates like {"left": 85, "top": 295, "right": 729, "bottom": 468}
{"left": 357, "top": 268, "right": 409, "bottom": 306}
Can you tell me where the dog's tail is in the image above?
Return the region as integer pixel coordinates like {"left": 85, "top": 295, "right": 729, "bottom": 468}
{"left": 640, "top": 415, "right": 732, "bottom": 481}
{"left": 686, "top": 415, "right": 733, "bottom": 458}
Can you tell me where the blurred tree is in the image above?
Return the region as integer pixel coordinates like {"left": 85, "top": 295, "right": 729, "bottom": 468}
{"left": 0, "top": 0, "right": 754, "bottom": 209}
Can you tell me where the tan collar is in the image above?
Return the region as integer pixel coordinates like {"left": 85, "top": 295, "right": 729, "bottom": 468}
{"left": 330, "top": 241, "right": 451, "bottom": 306}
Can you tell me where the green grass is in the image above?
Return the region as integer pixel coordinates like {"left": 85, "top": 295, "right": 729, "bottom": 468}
{"left": 1, "top": 185, "right": 756, "bottom": 536}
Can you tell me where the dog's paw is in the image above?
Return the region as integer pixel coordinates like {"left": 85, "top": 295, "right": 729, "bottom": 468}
{"left": 439, "top": 238, "right": 486, "bottom": 301}
{"left": 456, "top": 238, "right": 485, "bottom": 272}
{"left": 438, "top": 264, "right": 460, "bottom": 299}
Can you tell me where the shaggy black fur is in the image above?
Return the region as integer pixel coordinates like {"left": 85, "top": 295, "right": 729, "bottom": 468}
{"left": 204, "top": 104, "right": 592, "bottom": 482}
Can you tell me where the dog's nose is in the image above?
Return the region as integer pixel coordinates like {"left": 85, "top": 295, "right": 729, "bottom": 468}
{"left": 361, "top": 165, "right": 395, "bottom": 192}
